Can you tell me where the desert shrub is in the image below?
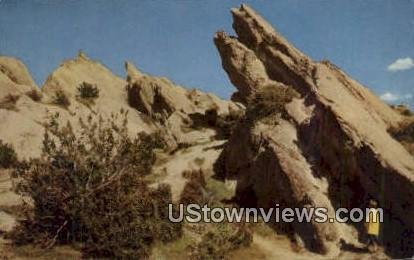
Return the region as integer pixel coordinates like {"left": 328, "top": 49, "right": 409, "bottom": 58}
{"left": 190, "top": 222, "right": 252, "bottom": 260}
{"left": 194, "top": 157, "right": 205, "bottom": 166}
{"left": 9, "top": 111, "right": 181, "bottom": 258}
{"left": 391, "top": 104, "right": 413, "bottom": 116}
{"left": 215, "top": 108, "right": 244, "bottom": 139}
{"left": 188, "top": 107, "right": 244, "bottom": 140}
{"left": 389, "top": 120, "right": 414, "bottom": 156}
{"left": 247, "top": 84, "right": 299, "bottom": 123}
{"left": 26, "top": 89, "right": 43, "bottom": 102}
{"left": 205, "top": 108, "right": 218, "bottom": 127}
{"left": 52, "top": 90, "right": 70, "bottom": 108}
{"left": 77, "top": 82, "right": 99, "bottom": 99}
{"left": 0, "top": 140, "right": 18, "bottom": 168}
{"left": 180, "top": 169, "right": 207, "bottom": 205}
{"left": 0, "top": 94, "right": 20, "bottom": 111}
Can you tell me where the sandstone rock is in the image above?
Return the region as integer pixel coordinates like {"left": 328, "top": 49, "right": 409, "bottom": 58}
{"left": 125, "top": 61, "right": 240, "bottom": 118}
{"left": 0, "top": 56, "right": 37, "bottom": 88}
{"left": 125, "top": 61, "right": 242, "bottom": 144}
{"left": 214, "top": 4, "right": 414, "bottom": 258}
{"left": 0, "top": 53, "right": 241, "bottom": 158}
{"left": 0, "top": 56, "right": 37, "bottom": 100}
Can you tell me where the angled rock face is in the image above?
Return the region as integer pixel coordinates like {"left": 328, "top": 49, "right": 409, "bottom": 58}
{"left": 214, "top": 4, "right": 414, "bottom": 257}
{"left": 125, "top": 61, "right": 242, "bottom": 144}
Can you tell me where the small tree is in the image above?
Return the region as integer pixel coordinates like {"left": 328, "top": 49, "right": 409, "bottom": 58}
{"left": 77, "top": 82, "right": 99, "bottom": 99}
{"left": 190, "top": 222, "right": 252, "bottom": 259}
{"left": 247, "top": 84, "right": 299, "bottom": 123}
{"left": 0, "top": 140, "right": 18, "bottom": 168}
{"left": 180, "top": 169, "right": 207, "bottom": 205}
{"left": 9, "top": 111, "right": 181, "bottom": 258}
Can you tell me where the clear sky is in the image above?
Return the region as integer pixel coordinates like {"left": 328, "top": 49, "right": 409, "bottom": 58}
{"left": 0, "top": 0, "right": 413, "bottom": 106}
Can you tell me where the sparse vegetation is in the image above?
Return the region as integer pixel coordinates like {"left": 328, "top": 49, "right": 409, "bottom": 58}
{"left": 25, "top": 89, "right": 43, "bottom": 102}
{"left": 180, "top": 169, "right": 207, "bottom": 205}
{"left": 8, "top": 111, "right": 182, "bottom": 258}
{"left": 247, "top": 84, "right": 299, "bottom": 123}
{"left": 215, "top": 107, "right": 244, "bottom": 139}
{"left": 391, "top": 104, "right": 413, "bottom": 117}
{"left": 194, "top": 157, "right": 205, "bottom": 166}
{"left": 52, "top": 90, "right": 70, "bottom": 108}
{"left": 179, "top": 169, "right": 251, "bottom": 259}
{"left": 188, "top": 107, "right": 244, "bottom": 140}
{"left": 190, "top": 222, "right": 252, "bottom": 260}
{"left": 0, "top": 140, "right": 18, "bottom": 168}
{"left": 0, "top": 94, "right": 20, "bottom": 111}
{"left": 205, "top": 108, "right": 218, "bottom": 127}
{"left": 389, "top": 120, "right": 414, "bottom": 156}
{"left": 77, "top": 82, "right": 99, "bottom": 99}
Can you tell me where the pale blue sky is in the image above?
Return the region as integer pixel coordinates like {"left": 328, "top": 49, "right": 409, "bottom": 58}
{"left": 0, "top": 0, "right": 413, "bottom": 106}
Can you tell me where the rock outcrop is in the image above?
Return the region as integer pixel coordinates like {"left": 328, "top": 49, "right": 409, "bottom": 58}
{"left": 214, "top": 4, "right": 414, "bottom": 258}
{"left": 0, "top": 57, "right": 37, "bottom": 100}
{"left": 0, "top": 57, "right": 37, "bottom": 88}
{"left": 0, "top": 54, "right": 241, "bottom": 158}
{"left": 125, "top": 61, "right": 242, "bottom": 144}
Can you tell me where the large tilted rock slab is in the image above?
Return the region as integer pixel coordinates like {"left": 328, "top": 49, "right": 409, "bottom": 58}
{"left": 214, "top": 4, "right": 414, "bottom": 257}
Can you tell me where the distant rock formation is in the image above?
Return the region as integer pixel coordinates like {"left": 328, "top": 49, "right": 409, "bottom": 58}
{"left": 214, "top": 4, "right": 414, "bottom": 258}
{"left": 0, "top": 53, "right": 240, "bottom": 158}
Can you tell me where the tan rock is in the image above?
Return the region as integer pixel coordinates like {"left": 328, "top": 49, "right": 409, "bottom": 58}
{"left": 214, "top": 4, "right": 414, "bottom": 258}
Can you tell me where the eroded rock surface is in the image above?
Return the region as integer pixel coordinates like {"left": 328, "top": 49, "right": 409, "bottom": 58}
{"left": 214, "top": 4, "right": 414, "bottom": 258}
{"left": 125, "top": 61, "right": 242, "bottom": 144}
{"left": 0, "top": 54, "right": 241, "bottom": 158}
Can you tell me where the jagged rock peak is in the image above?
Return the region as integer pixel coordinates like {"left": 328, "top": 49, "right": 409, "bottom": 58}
{"left": 214, "top": 4, "right": 315, "bottom": 103}
{"left": 125, "top": 61, "right": 144, "bottom": 82}
{"left": 77, "top": 50, "right": 90, "bottom": 61}
{"left": 230, "top": 4, "right": 309, "bottom": 64}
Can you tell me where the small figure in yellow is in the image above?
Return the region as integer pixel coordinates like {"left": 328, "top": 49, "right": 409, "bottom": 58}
{"left": 365, "top": 199, "right": 380, "bottom": 253}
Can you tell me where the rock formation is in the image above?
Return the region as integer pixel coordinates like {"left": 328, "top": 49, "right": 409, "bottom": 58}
{"left": 214, "top": 4, "right": 414, "bottom": 258}
{"left": 0, "top": 53, "right": 240, "bottom": 158}
{"left": 125, "top": 61, "right": 242, "bottom": 144}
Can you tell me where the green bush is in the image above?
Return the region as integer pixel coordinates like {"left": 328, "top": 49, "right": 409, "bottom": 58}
{"left": 247, "top": 84, "right": 299, "bottom": 123}
{"left": 205, "top": 108, "right": 218, "bottom": 127}
{"left": 190, "top": 222, "right": 252, "bottom": 259}
{"left": 9, "top": 111, "right": 181, "bottom": 258}
{"left": 77, "top": 82, "right": 99, "bottom": 99}
{"left": 0, "top": 140, "right": 18, "bottom": 168}
{"left": 389, "top": 120, "right": 414, "bottom": 156}
{"left": 180, "top": 169, "right": 207, "bottom": 205}
{"left": 215, "top": 108, "right": 244, "bottom": 139}
{"left": 52, "top": 90, "right": 70, "bottom": 108}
